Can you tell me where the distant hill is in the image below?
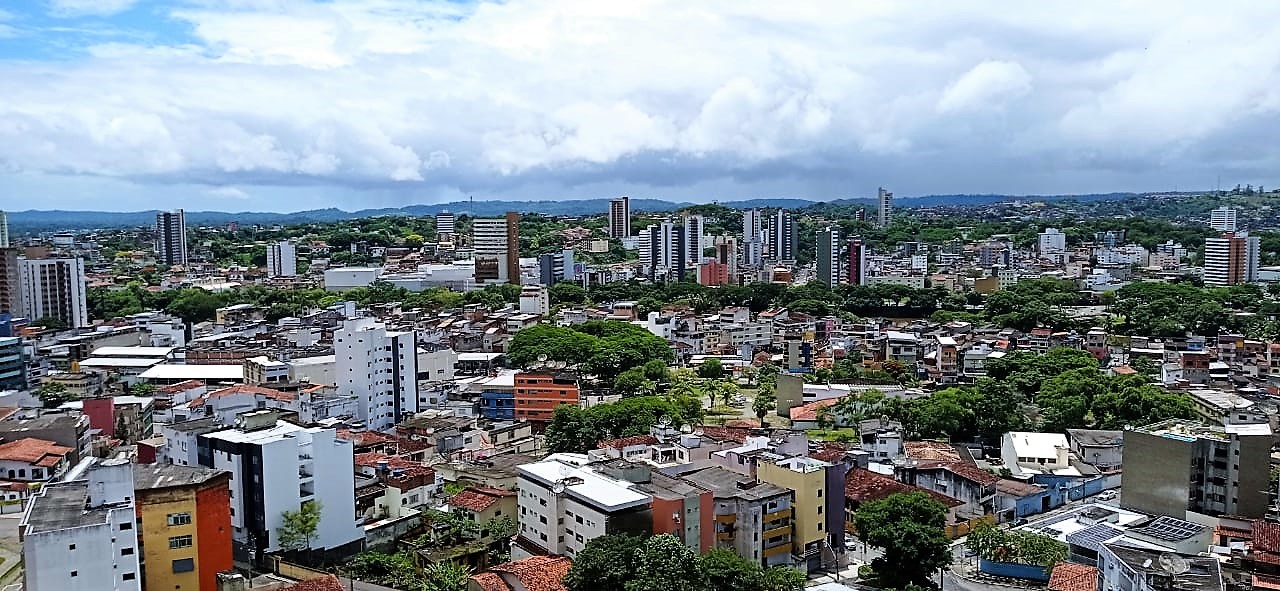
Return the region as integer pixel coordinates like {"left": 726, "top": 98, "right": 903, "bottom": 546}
{"left": 3, "top": 191, "right": 1179, "bottom": 233}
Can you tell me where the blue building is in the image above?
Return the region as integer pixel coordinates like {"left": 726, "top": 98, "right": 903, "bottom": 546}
{"left": 0, "top": 336, "right": 25, "bottom": 391}
{"left": 479, "top": 390, "right": 515, "bottom": 420}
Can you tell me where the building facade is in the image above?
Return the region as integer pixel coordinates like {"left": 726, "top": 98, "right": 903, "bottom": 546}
{"left": 609, "top": 196, "right": 631, "bottom": 238}
{"left": 335, "top": 316, "right": 419, "bottom": 431}
{"left": 1204, "top": 232, "right": 1259, "bottom": 286}
{"left": 513, "top": 373, "right": 579, "bottom": 423}
{"left": 267, "top": 241, "right": 297, "bottom": 277}
{"left": 18, "top": 257, "right": 87, "bottom": 328}
{"left": 155, "top": 209, "right": 188, "bottom": 266}
{"left": 473, "top": 212, "right": 520, "bottom": 285}
{"left": 133, "top": 463, "right": 233, "bottom": 591}
{"left": 877, "top": 187, "right": 893, "bottom": 228}
{"left": 1122, "top": 419, "right": 1271, "bottom": 518}
{"left": 816, "top": 227, "right": 840, "bottom": 288}
{"left": 767, "top": 210, "right": 797, "bottom": 262}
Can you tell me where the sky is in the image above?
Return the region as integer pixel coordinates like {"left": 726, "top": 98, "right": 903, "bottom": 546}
{"left": 2, "top": 1, "right": 1280, "bottom": 212}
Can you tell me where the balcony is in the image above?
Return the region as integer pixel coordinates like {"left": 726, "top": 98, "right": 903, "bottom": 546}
{"left": 715, "top": 514, "right": 737, "bottom": 524}
{"left": 716, "top": 531, "right": 735, "bottom": 542}
{"left": 762, "top": 544, "right": 791, "bottom": 559}
{"left": 763, "top": 508, "right": 792, "bottom": 521}
{"left": 763, "top": 526, "right": 791, "bottom": 539}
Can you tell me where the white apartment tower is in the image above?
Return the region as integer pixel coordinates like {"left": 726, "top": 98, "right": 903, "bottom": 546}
{"left": 436, "top": 212, "right": 456, "bottom": 241}
{"left": 877, "top": 187, "right": 893, "bottom": 228}
{"left": 609, "top": 196, "right": 631, "bottom": 238}
{"left": 1209, "top": 207, "right": 1238, "bottom": 232}
{"left": 155, "top": 209, "right": 188, "bottom": 266}
{"left": 0, "top": 210, "right": 8, "bottom": 248}
{"left": 766, "top": 210, "right": 796, "bottom": 261}
{"left": 742, "top": 209, "right": 765, "bottom": 267}
{"left": 1204, "top": 232, "right": 1260, "bottom": 287}
{"left": 335, "top": 317, "right": 419, "bottom": 431}
{"left": 199, "top": 412, "right": 363, "bottom": 554}
{"left": 267, "top": 241, "right": 297, "bottom": 277}
{"left": 816, "top": 227, "right": 841, "bottom": 288}
{"left": 1038, "top": 228, "right": 1067, "bottom": 254}
{"left": 21, "top": 459, "right": 140, "bottom": 591}
{"left": 643, "top": 222, "right": 686, "bottom": 281}
{"left": 19, "top": 257, "right": 87, "bottom": 328}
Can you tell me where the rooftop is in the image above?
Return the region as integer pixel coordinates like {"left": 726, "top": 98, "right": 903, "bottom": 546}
{"left": 133, "top": 463, "right": 229, "bottom": 491}
{"left": 1048, "top": 563, "right": 1098, "bottom": 591}
{"left": 1066, "top": 429, "right": 1123, "bottom": 447}
{"left": 0, "top": 437, "right": 72, "bottom": 467}
{"left": 449, "top": 486, "right": 516, "bottom": 512}
{"left": 518, "top": 457, "right": 649, "bottom": 512}
{"left": 139, "top": 364, "right": 245, "bottom": 381}
{"left": 1135, "top": 419, "right": 1271, "bottom": 441}
{"left": 22, "top": 481, "right": 121, "bottom": 534}
{"left": 680, "top": 465, "right": 790, "bottom": 502}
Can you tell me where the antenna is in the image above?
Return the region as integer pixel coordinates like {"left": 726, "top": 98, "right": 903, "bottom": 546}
{"left": 1158, "top": 553, "right": 1189, "bottom": 575}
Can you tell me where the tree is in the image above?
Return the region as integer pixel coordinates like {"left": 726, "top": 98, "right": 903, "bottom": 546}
{"left": 421, "top": 561, "right": 471, "bottom": 591}
{"left": 761, "top": 566, "right": 807, "bottom": 591}
{"left": 564, "top": 535, "right": 644, "bottom": 591}
{"left": 544, "top": 396, "right": 699, "bottom": 453}
{"left": 404, "top": 233, "right": 425, "bottom": 248}
{"left": 626, "top": 534, "right": 706, "bottom": 591}
{"left": 32, "top": 316, "right": 68, "bottom": 331}
{"left": 614, "top": 368, "right": 656, "bottom": 396}
{"left": 129, "top": 382, "right": 155, "bottom": 396}
{"left": 277, "top": 501, "right": 322, "bottom": 552}
{"left": 702, "top": 548, "right": 764, "bottom": 591}
{"left": 854, "top": 491, "right": 952, "bottom": 589}
{"left": 697, "top": 358, "right": 725, "bottom": 380}
{"left": 753, "top": 387, "right": 777, "bottom": 422}
{"left": 36, "top": 382, "right": 73, "bottom": 409}
{"left": 344, "top": 551, "right": 421, "bottom": 588}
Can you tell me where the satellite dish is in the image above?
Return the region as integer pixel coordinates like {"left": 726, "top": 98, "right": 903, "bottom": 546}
{"left": 657, "top": 416, "right": 672, "bottom": 428}
{"left": 551, "top": 481, "right": 566, "bottom": 495}
{"left": 1158, "top": 553, "right": 1189, "bottom": 575}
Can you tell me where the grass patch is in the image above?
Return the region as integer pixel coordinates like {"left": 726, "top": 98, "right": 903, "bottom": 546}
{"left": 806, "top": 428, "right": 858, "bottom": 443}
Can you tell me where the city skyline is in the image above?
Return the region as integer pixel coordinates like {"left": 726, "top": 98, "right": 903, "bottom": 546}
{"left": 2, "top": 1, "right": 1280, "bottom": 212}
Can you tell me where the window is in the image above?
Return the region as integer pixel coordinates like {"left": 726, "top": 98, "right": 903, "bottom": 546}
{"left": 70, "top": 571, "right": 78, "bottom": 577}
{"left": 172, "top": 558, "right": 195, "bottom": 573}
{"left": 119, "top": 522, "right": 132, "bottom": 531}
{"left": 122, "top": 573, "right": 136, "bottom": 581}
{"left": 121, "top": 547, "right": 134, "bottom": 556}
{"left": 68, "top": 544, "right": 75, "bottom": 551}
{"left": 169, "top": 535, "right": 193, "bottom": 549}
{"left": 167, "top": 512, "right": 192, "bottom": 526}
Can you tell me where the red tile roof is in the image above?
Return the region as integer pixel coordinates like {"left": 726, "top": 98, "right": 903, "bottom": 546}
{"left": 470, "top": 572, "right": 510, "bottom": 591}
{"left": 809, "top": 443, "right": 850, "bottom": 463}
{"left": 845, "top": 468, "right": 963, "bottom": 508}
{"left": 336, "top": 429, "right": 398, "bottom": 447}
{"left": 1255, "top": 520, "right": 1280, "bottom": 553}
{"left": 156, "top": 380, "right": 205, "bottom": 394}
{"left": 208, "top": 384, "right": 297, "bottom": 402}
{"left": 597, "top": 435, "right": 658, "bottom": 449}
{"left": 1048, "top": 563, "right": 1098, "bottom": 591}
{"left": 353, "top": 453, "right": 436, "bottom": 480}
{"left": 488, "top": 556, "right": 571, "bottom": 591}
{"left": 280, "top": 575, "right": 344, "bottom": 591}
{"left": 698, "top": 426, "right": 751, "bottom": 443}
{"left": 788, "top": 398, "right": 839, "bottom": 421}
{"left": 0, "top": 438, "right": 72, "bottom": 468}
{"left": 450, "top": 486, "right": 516, "bottom": 512}
{"left": 914, "top": 460, "right": 1001, "bottom": 485}
{"left": 904, "top": 440, "right": 962, "bottom": 462}
{"left": 723, "top": 419, "right": 760, "bottom": 428}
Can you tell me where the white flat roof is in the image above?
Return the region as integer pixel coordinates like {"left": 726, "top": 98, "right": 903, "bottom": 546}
{"left": 139, "top": 364, "right": 245, "bottom": 381}
{"left": 518, "top": 458, "right": 649, "bottom": 512}
{"left": 458, "top": 352, "right": 503, "bottom": 361}
{"left": 204, "top": 421, "right": 311, "bottom": 444}
{"left": 289, "top": 355, "right": 335, "bottom": 366}
{"left": 79, "top": 357, "right": 164, "bottom": 368}
{"left": 90, "top": 346, "right": 174, "bottom": 358}
{"left": 1007, "top": 431, "right": 1069, "bottom": 458}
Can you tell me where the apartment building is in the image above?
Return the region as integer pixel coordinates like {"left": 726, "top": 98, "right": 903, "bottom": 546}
{"left": 335, "top": 316, "right": 418, "bottom": 431}
{"left": 155, "top": 209, "right": 188, "bottom": 266}
{"left": 267, "top": 241, "right": 297, "bottom": 277}
{"left": 681, "top": 465, "right": 794, "bottom": 568}
{"left": 513, "top": 372, "right": 580, "bottom": 424}
{"left": 757, "top": 456, "right": 843, "bottom": 572}
{"left": 816, "top": 227, "right": 840, "bottom": 288}
{"left": 1203, "top": 232, "right": 1259, "bottom": 286}
{"left": 133, "top": 463, "right": 233, "bottom": 591}
{"left": 198, "top": 411, "right": 364, "bottom": 556}
{"left": 609, "top": 196, "right": 631, "bottom": 238}
{"left": 1122, "top": 419, "right": 1271, "bottom": 518}
{"left": 21, "top": 459, "right": 140, "bottom": 591}
{"left": 473, "top": 212, "right": 520, "bottom": 285}
{"left": 18, "top": 257, "right": 87, "bottom": 328}
{"left": 513, "top": 456, "right": 651, "bottom": 559}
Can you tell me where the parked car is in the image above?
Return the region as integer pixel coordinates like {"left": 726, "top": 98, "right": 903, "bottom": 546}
{"left": 1098, "top": 490, "right": 1118, "bottom": 501}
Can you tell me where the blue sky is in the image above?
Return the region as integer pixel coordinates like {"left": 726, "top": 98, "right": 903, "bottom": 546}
{"left": 2, "top": 1, "right": 1280, "bottom": 212}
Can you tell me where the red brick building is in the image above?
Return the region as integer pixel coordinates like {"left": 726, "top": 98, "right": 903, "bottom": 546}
{"left": 513, "top": 373, "right": 580, "bottom": 423}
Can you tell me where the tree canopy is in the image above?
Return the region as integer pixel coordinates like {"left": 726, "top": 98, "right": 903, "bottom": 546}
{"left": 853, "top": 491, "right": 953, "bottom": 589}
{"left": 544, "top": 396, "right": 702, "bottom": 453}
{"left": 563, "top": 534, "right": 806, "bottom": 591}
{"left": 507, "top": 321, "right": 674, "bottom": 381}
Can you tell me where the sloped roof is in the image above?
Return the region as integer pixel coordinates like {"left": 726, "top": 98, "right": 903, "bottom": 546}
{"left": 450, "top": 486, "right": 516, "bottom": 512}
{"left": 1048, "top": 563, "right": 1098, "bottom": 591}
{"left": 845, "top": 467, "right": 963, "bottom": 508}
{"left": 488, "top": 556, "right": 571, "bottom": 591}
{"left": 0, "top": 438, "right": 72, "bottom": 467}
{"left": 598, "top": 435, "right": 658, "bottom": 449}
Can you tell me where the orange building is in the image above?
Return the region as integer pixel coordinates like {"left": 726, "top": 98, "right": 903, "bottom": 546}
{"left": 513, "top": 373, "right": 580, "bottom": 423}
{"left": 133, "top": 463, "right": 233, "bottom": 591}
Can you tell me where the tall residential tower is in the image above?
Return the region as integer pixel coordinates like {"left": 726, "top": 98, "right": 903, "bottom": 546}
{"left": 155, "top": 209, "right": 188, "bottom": 266}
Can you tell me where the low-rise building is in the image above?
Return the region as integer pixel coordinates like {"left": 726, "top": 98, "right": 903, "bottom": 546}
{"left": 513, "top": 455, "right": 651, "bottom": 559}
{"left": 133, "top": 463, "right": 234, "bottom": 591}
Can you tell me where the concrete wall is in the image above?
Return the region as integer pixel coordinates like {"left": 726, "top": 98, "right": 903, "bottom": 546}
{"left": 1121, "top": 429, "right": 1191, "bottom": 517}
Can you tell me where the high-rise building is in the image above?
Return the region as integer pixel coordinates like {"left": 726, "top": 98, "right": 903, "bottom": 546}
{"left": 609, "top": 196, "right": 631, "bottom": 238}
{"left": 1122, "top": 419, "right": 1270, "bottom": 518}
{"left": 538, "top": 249, "right": 575, "bottom": 286}
{"left": 847, "top": 238, "right": 867, "bottom": 285}
{"left": 715, "top": 238, "right": 738, "bottom": 279}
{"left": 436, "top": 212, "right": 456, "bottom": 241}
{"left": 155, "top": 209, "right": 188, "bottom": 266}
{"left": 266, "top": 241, "right": 297, "bottom": 277}
{"left": 876, "top": 187, "right": 893, "bottom": 228}
{"left": 854, "top": 208, "right": 866, "bottom": 222}
{"left": 133, "top": 463, "right": 233, "bottom": 591}
{"left": 1204, "top": 232, "right": 1259, "bottom": 286}
{"left": 1209, "top": 206, "right": 1237, "bottom": 232}
{"left": 816, "top": 227, "right": 840, "bottom": 287}
{"left": 1038, "top": 228, "right": 1067, "bottom": 254}
{"left": 199, "top": 412, "right": 364, "bottom": 556}
{"left": 742, "top": 209, "right": 765, "bottom": 268}
{"left": 0, "top": 336, "right": 24, "bottom": 391}
{"left": 0, "top": 247, "right": 19, "bottom": 316}
{"left": 519, "top": 285, "right": 550, "bottom": 316}
{"left": 18, "top": 257, "right": 87, "bottom": 328}
{"left": 21, "top": 459, "right": 140, "bottom": 591}
{"left": 684, "top": 214, "right": 705, "bottom": 265}
{"left": 644, "top": 222, "right": 686, "bottom": 282}
{"left": 473, "top": 212, "right": 520, "bottom": 285}
{"left": 766, "top": 210, "right": 796, "bottom": 262}
{"left": 0, "top": 210, "right": 8, "bottom": 248}
{"left": 335, "top": 317, "right": 419, "bottom": 431}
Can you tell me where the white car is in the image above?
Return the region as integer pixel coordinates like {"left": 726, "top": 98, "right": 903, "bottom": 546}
{"left": 1098, "top": 490, "right": 1118, "bottom": 501}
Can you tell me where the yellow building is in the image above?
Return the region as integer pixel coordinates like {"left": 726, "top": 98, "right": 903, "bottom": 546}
{"left": 756, "top": 457, "right": 836, "bottom": 572}
{"left": 133, "top": 463, "right": 233, "bottom": 591}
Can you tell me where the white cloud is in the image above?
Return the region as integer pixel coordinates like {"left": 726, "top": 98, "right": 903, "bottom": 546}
{"left": 206, "top": 186, "right": 249, "bottom": 199}
{"left": 3, "top": 0, "right": 1280, "bottom": 210}
{"left": 48, "top": 0, "right": 140, "bottom": 18}
{"left": 936, "top": 60, "right": 1032, "bottom": 114}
